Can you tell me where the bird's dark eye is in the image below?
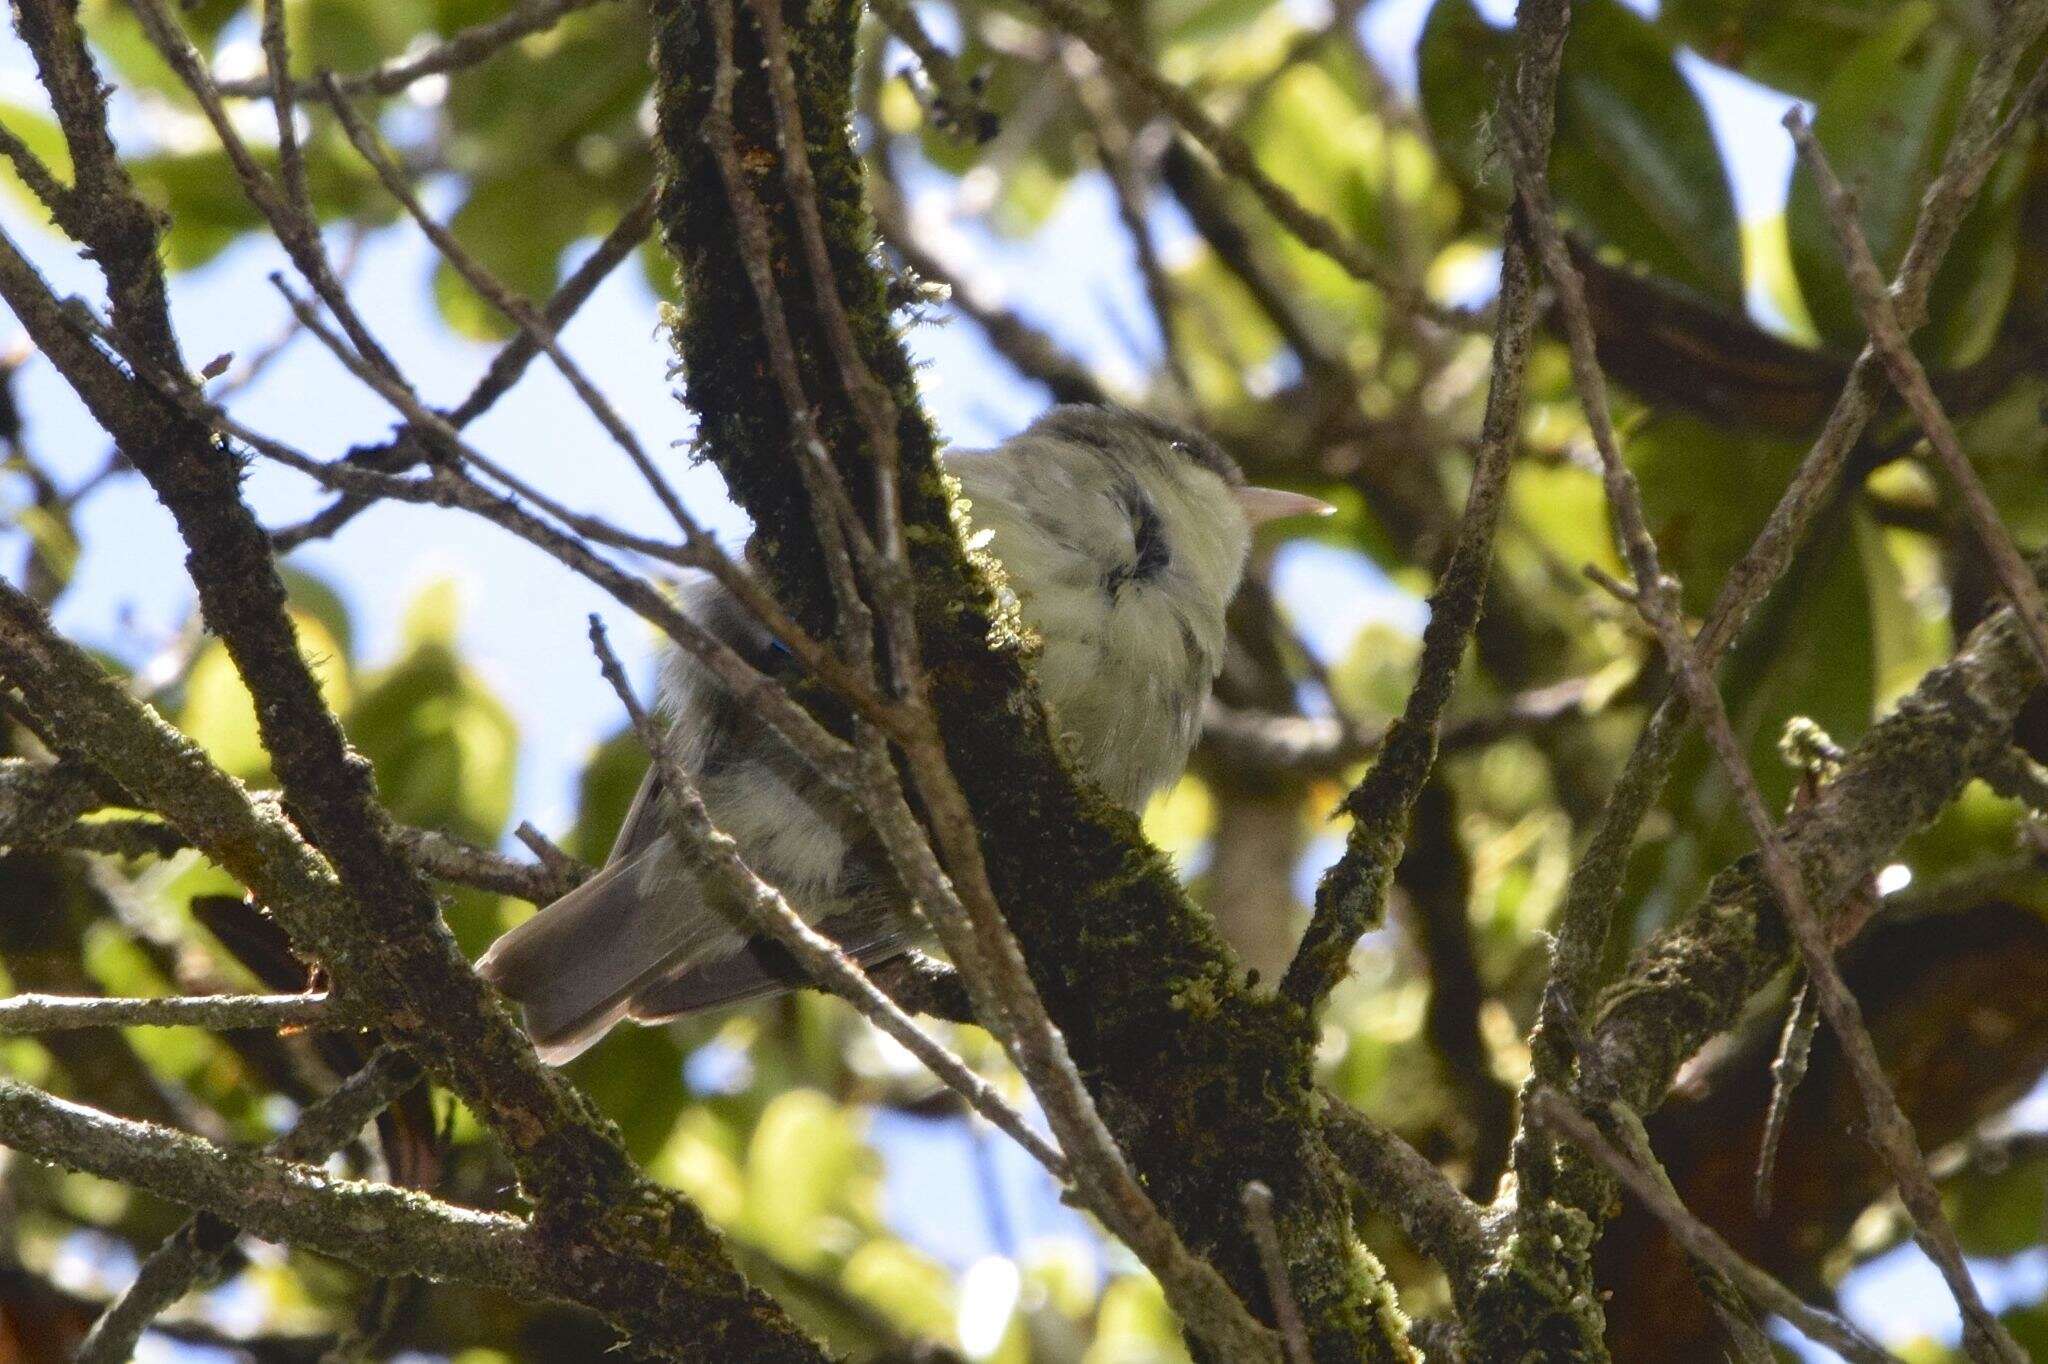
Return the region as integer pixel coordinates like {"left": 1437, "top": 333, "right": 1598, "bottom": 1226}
{"left": 1169, "top": 440, "right": 1191, "bottom": 456}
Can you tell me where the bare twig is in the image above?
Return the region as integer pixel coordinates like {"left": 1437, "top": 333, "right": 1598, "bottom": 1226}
{"left": 744, "top": 0, "right": 915, "bottom": 629}
{"left": 125, "top": 0, "right": 404, "bottom": 382}
{"left": 513, "top": 822, "right": 581, "bottom": 882}
{"left": 1318, "top": 1093, "right": 1489, "bottom": 1289}
{"left": 0, "top": 991, "right": 335, "bottom": 1034}
{"left": 252, "top": 277, "right": 889, "bottom": 753}
{"left": 1787, "top": 109, "right": 2048, "bottom": 677}
{"left": 1242, "top": 1182, "right": 1312, "bottom": 1364}
{"left": 318, "top": 80, "right": 698, "bottom": 544}
{"left": 1070, "top": 59, "right": 1195, "bottom": 402}
{"left": 392, "top": 824, "right": 587, "bottom": 902}
{"left": 867, "top": 151, "right": 1108, "bottom": 405}
{"left": 1979, "top": 744, "right": 2048, "bottom": 814}
{"left": 1531, "top": 1090, "right": 1902, "bottom": 1364}
{"left": 1754, "top": 977, "right": 1818, "bottom": 1217}
{"left": 272, "top": 185, "right": 659, "bottom": 552}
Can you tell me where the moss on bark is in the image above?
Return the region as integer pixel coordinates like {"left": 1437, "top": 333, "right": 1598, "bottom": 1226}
{"left": 646, "top": 0, "right": 1406, "bottom": 1355}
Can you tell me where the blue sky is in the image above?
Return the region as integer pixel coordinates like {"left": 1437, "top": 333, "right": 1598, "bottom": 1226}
{"left": 1, "top": 0, "right": 2038, "bottom": 1358}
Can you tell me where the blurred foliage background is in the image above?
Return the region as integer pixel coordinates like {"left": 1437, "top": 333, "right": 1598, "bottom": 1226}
{"left": 1, "top": 0, "right": 2046, "bottom": 1359}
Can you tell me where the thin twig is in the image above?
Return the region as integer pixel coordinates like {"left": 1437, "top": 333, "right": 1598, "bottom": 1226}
{"left": 1787, "top": 109, "right": 2048, "bottom": 678}
{"left": 744, "top": 0, "right": 916, "bottom": 650}
{"left": 1241, "top": 1182, "right": 1311, "bottom": 1364}
{"left": 1979, "top": 744, "right": 2048, "bottom": 814}
{"left": 0, "top": 991, "right": 335, "bottom": 1034}
{"left": 1317, "top": 1093, "right": 1489, "bottom": 1289}
{"left": 1516, "top": 6, "right": 2048, "bottom": 1209}
{"left": 318, "top": 79, "right": 699, "bottom": 543}
{"left": 272, "top": 184, "right": 658, "bottom": 552}
{"left": 1531, "top": 1091, "right": 1902, "bottom": 1364}
{"left": 125, "top": 0, "right": 404, "bottom": 382}
{"left": 867, "top": 150, "right": 1108, "bottom": 405}
{"left": 254, "top": 277, "right": 891, "bottom": 749}
{"left": 1071, "top": 56, "right": 1195, "bottom": 403}
{"left": 1754, "top": 977, "right": 1818, "bottom": 1217}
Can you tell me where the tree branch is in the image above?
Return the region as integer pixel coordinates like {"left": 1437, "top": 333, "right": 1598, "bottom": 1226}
{"left": 0, "top": 1078, "right": 536, "bottom": 1289}
{"left": 74, "top": 1048, "right": 418, "bottom": 1364}
{"left": 0, "top": 580, "right": 825, "bottom": 1359}
{"left": 1279, "top": 0, "right": 1569, "bottom": 1013}
{"left": 0, "top": 991, "right": 335, "bottom": 1034}
{"left": 647, "top": 0, "right": 1409, "bottom": 1352}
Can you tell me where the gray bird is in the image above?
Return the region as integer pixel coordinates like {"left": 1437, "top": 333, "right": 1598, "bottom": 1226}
{"left": 476, "top": 404, "right": 1331, "bottom": 1062}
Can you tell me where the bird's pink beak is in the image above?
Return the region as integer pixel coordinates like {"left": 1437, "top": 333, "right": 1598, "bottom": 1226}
{"left": 1234, "top": 485, "right": 1337, "bottom": 526}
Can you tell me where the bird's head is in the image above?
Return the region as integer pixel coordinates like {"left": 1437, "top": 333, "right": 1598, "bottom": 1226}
{"left": 1019, "top": 404, "right": 1334, "bottom": 608}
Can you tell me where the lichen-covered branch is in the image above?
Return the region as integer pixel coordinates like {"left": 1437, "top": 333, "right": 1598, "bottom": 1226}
{"left": 1593, "top": 550, "right": 2048, "bottom": 1109}
{"left": 75, "top": 1049, "right": 419, "bottom": 1364}
{"left": 0, "top": 1078, "right": 537, "bottom": 1289}
{"left": 0, "top": 991, "right": 335, "bottom": 1034}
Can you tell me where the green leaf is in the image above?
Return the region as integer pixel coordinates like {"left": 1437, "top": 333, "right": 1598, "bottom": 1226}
{"left": 0, "top": 103, "right": 72, "bottom": 213}
{"left": 1947, "top": 1150, "right": 2048, "bottom": 1258}
{"left": 433, "top": 168, "right": 597, "bottom": 338}
{"left": 289, "top": 0, "right": 435, "bottom": 78}
{"left": 344, "top": 583, "right": 517, "bottom": 844}
{"left": 179, "top": 611, "right": 351, "bottom": 783}
{"left": 841, "top": 1240, "right": 956, "bottom": 1341}
{"left": 740, "top": 1090, "right": 874, "bottom": 1269}
{"left": 279, "top": 565, "right": 357, "bottom": 661}
{"left": 563, "top": 1022, "right": 686, "bottom": 1160}
{"left": 1420, "top": 0, "right": 1742, "bottom": 303}
{"left": 1784, "top": 4, "right": 2022, "bottom": 361}
{"left": 1659, "top": 0, "right": 1908, "bottom": 98}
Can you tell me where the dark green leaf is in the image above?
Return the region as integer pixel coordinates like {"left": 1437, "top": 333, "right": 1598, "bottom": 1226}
{"left": 1659, "top": 0, "right": 1908, "bottom": 99}
{"left": 1420, "top": 0, "right": 1742, "bottom": 303}
{"left": 1785, "top": 3, "right": 2022, "bottom": 361}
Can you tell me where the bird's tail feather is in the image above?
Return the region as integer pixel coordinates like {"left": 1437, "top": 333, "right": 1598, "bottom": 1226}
{"left": 475, "top": 839, "right": 714, "bottom": 1065}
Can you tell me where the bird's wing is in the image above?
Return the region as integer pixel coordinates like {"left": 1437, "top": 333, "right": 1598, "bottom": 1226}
{"left": 627, "top": 909, "right": 920, "bottom": 1020}
{"left": 476, "top": 836, "right": 734, "bottom": 1064}
{"left": 606, "top": 763, "right": 669, "bottom": 865}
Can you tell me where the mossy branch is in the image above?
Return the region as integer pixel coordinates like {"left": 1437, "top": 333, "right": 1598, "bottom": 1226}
{"left": 644, "top": 0, "right": 1420, "bottom": 1354}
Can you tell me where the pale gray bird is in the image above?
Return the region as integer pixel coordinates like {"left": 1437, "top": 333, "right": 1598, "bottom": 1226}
{"left": 476, "top": 404, "right": 1331, "bottom": 1062}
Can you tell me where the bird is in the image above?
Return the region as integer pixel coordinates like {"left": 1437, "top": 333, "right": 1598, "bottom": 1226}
{"left": 476, "top": 404, "right": 1332, "bottom": 1063}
